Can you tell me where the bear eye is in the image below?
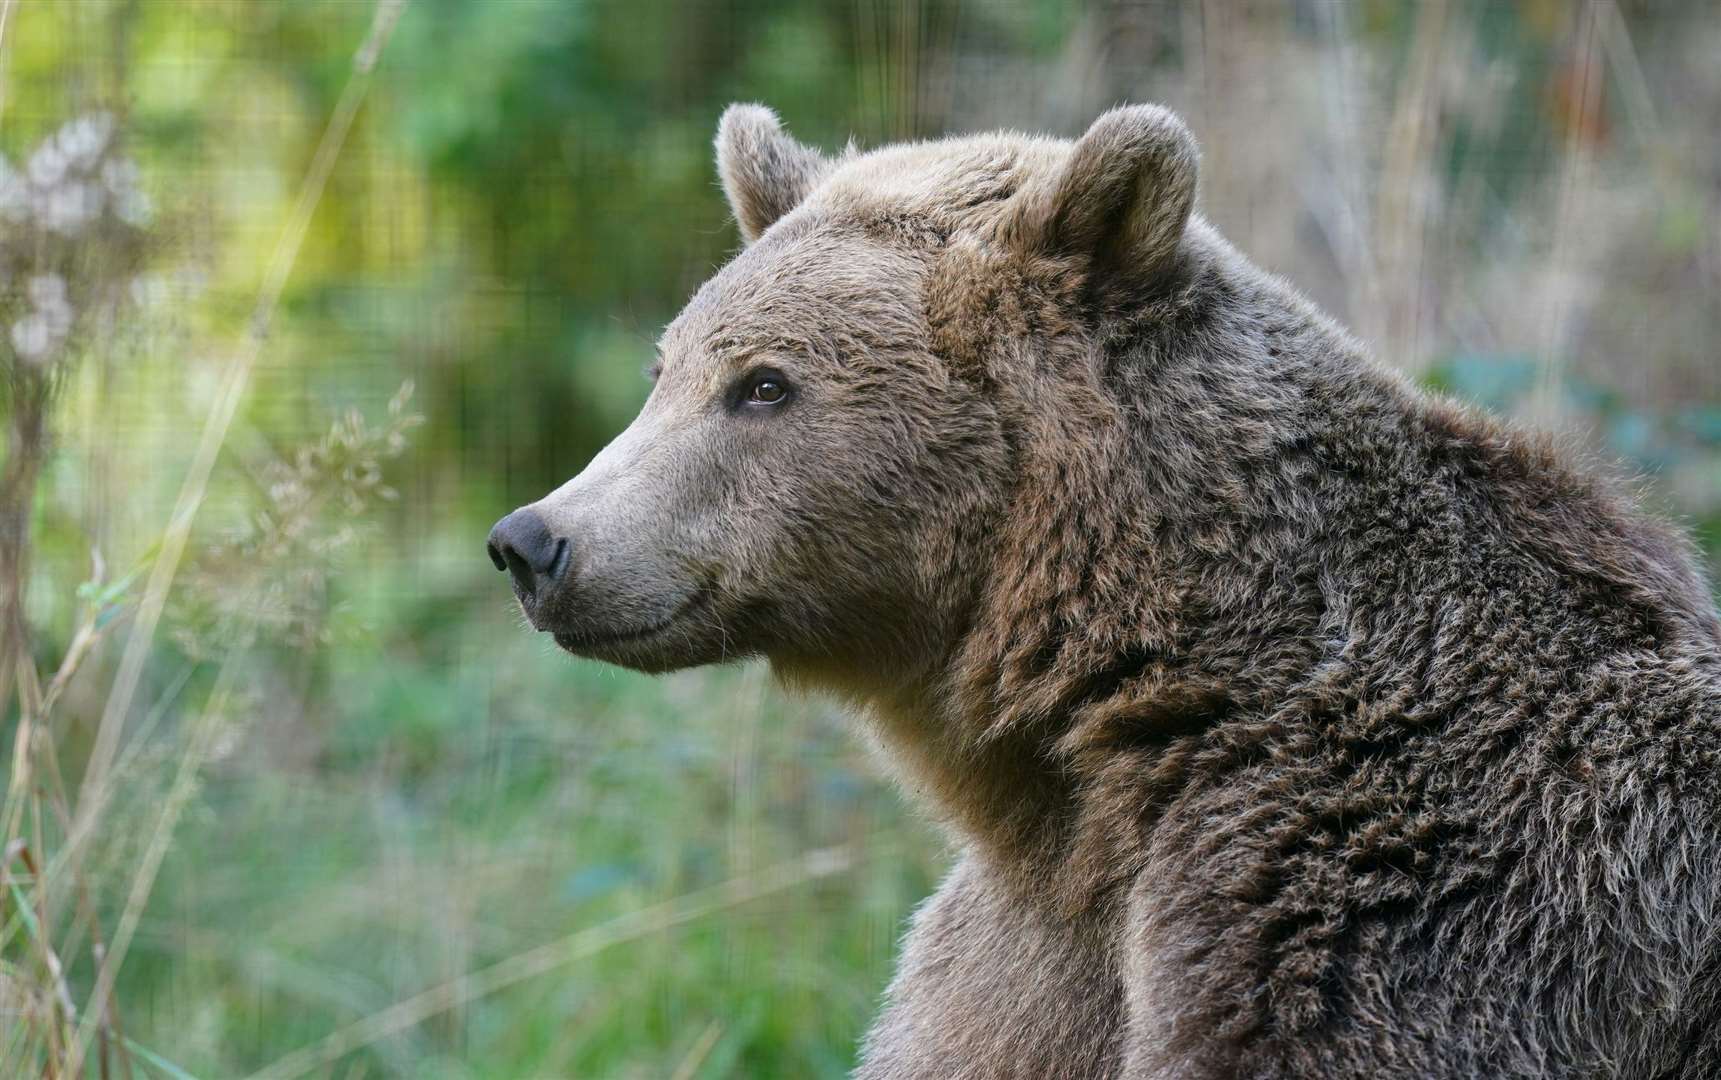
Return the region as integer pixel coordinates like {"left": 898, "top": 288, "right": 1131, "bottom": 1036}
{"left": 743, "top": 372, "right": 789, "bottom": 407}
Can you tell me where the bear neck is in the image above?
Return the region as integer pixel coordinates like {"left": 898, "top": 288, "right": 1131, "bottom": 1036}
{"left": 866, "top": 220, "right": 1717, "bottom": 914}
{"left": 863, "top": 224, "right": 1420, "bottom": 907}
{"left": 845, "top": 224, "right": 1365, "bottom": 905}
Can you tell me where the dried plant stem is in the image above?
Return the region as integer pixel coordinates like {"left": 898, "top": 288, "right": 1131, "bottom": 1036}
{"left": 63, "top": 650, "right": 244, "bottom": 1076}
{"left": 1, "top": 839, "right": 77, "bottom": 1069}
{"left": 0, "top": 211, "right": 152, "bottom": 1080}
{"left": 246, "top": 845, "right": 858, "bottom": 1080}
{"left": 38, "top": 600, "right": 107, "bottom": 724}
{"left": 670, "top": 1020, "right": 725, "bottom": 1080}
{"left": 34, "top": 694, "right": 135, "bottom": 1080}
{"left": 13, "top": 846, "right": 74, "bottom": 1017}
{"left": 0, "top": 557, "right": 131, "bottom": 1077}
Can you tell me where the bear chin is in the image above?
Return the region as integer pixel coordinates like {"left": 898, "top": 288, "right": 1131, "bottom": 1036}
{"left": 552, "top": 633, "right": 705, "bottom": 674}
{"left": 548, "top": 608, "right": 743, "bottom": 674}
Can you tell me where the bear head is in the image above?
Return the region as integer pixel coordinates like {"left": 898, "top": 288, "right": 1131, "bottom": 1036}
{"left": 487, "top": 103, "right": 1201, "bottom": 695}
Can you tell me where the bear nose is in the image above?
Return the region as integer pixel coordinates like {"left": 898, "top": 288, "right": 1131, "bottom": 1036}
{"left": 486, "top": 508, "right": 568, "bottom": 604}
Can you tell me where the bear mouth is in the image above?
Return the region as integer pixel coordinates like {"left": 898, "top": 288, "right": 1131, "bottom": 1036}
{"left": 549, "top": 589, "right": 712, "bottom": 654}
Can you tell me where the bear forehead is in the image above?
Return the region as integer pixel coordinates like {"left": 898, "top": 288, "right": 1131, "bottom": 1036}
{"left": 810, "top": 132, "right": 1071, "bottom": 231}
{"left": 658, "top": 228, "right": 927, "bottom": 364}
{"left": 655, "top": 132, "right": 1075, "bottom": 369}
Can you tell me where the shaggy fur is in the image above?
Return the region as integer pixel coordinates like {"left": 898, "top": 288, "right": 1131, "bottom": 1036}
{"left": 499, "top": 104, "right": 1721, "bottom": 1078}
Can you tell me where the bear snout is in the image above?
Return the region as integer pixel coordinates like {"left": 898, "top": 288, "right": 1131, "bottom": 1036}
{"left": 486, "top": 506, "right": 569, "bottom": 610}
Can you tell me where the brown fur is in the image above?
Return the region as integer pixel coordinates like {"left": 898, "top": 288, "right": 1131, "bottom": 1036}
{"left": 495, "top": 104, "right": 1721, "bottom": 1078}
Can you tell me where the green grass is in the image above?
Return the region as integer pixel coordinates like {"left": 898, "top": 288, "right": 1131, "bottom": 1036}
{"left": 83, "top": 559, "right": 944, "bottom": 1078}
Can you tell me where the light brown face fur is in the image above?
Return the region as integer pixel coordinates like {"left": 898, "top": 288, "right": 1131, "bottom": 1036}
{"left": 506, "top": 104, "right": 1195, "bottom": 693}
{"left": 523, "top": 216, "right": 1000, "bottom": 679}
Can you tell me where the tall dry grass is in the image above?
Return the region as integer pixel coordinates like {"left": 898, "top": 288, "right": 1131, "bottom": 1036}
{"left": 1, "top": 2, "right": 409, "bottom": 1074}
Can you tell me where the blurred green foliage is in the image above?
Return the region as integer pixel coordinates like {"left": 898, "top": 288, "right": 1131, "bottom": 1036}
{"left": 0, "top": 0, "right": 1716, "bottom": 1076}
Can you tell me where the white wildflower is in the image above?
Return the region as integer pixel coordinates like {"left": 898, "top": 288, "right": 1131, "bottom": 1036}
{"left": 26, "top": 275, "right": 74, "bottom": 336}
{"left": 101, "top": 156, "right": 151, "bottom": 224}
{"left": 27, "top": 140, "right": 67, "bottom": 188}
{"left": 113, "top": 185, "right": 151, "bottom": 226}
{"left": 55, "top": 112, "right": 114, "bottom": 171}
{"left": 27, "top": 273, "right": 68, "bottom": 310}
{"left": 11, "top": 313, "right": 56, "bottom": 365}
{"left": 41, "top": 180, "right": 103, "bottom": 234}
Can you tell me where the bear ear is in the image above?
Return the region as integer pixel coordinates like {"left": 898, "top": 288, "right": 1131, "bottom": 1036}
{"left": 1022, "top": 104, "right": 1199, "bottom": 285}
{"left": 715, "top": 104, "right": 830, "bottom": 244}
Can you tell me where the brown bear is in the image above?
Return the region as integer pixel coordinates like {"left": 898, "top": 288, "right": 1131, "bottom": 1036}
{"left": 487, "top": 104, "right": 1721, "bottom": 1078}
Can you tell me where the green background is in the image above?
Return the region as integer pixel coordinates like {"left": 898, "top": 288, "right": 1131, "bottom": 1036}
{"left": 2, "top": 1, "right": 1717, "bottom": 1076}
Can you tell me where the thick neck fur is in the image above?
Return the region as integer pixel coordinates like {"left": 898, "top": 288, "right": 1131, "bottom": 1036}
{"left": 870, "top": 218, "right": 1721, "bottom": 914}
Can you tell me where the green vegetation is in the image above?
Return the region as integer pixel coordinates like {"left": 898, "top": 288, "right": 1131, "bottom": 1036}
{"left": 1, "top": 1, "right": 1716, "bottom": 1076}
